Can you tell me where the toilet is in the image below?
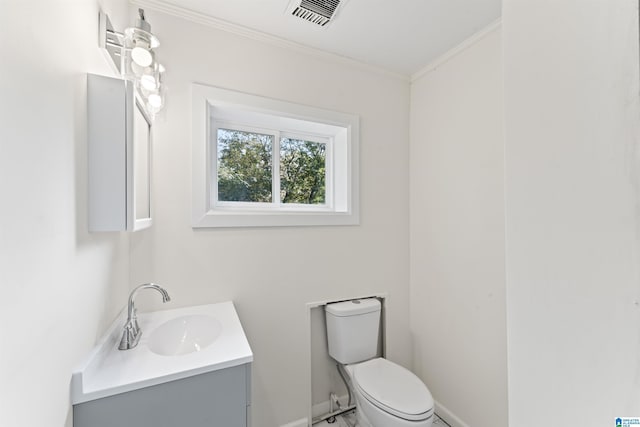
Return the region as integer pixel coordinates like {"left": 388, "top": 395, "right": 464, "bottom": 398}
{"left": 325, "top": 298, "right": 434, "bottom": 427}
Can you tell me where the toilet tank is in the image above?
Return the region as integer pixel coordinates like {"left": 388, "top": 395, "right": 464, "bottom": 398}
{"left": 325, "top": 298, "right": 381, "bottom": 364}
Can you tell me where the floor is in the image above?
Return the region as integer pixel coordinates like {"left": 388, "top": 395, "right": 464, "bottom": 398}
{"left": 314, "top": 410, "right": 451, "bottom": 427}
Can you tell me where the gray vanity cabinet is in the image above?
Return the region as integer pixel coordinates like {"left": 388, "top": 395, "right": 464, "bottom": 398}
{"left": 73, "top": 363, "right": 251, "bottom": 427}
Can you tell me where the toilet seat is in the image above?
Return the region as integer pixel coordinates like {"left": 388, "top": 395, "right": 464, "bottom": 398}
{"left": 352, "top": 358, "right": 434, "bottom": 422}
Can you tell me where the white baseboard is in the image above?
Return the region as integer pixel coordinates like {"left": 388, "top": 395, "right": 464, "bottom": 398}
{"left": 280, "top": 418, "right": 309, "bottom": 427}
{"left": 435, "top": 400, "right": 470, "bottom": 427}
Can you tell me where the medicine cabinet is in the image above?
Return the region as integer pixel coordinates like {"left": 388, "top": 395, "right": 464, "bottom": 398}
{"left": 88, "top": 74, "right": 152, "bottom": 232}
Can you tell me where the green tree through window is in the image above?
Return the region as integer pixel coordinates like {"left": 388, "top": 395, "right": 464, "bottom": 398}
{"left": 217, "top": 129, "right": 273, "bottom": 202}
{"left": 216, "top": 129, "right": 326, "bottom": 205}
{"left": 280, "top": 138, "right": 326, "bottom": 204}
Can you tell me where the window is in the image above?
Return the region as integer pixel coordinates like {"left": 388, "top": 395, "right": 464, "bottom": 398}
{"left": 216, "top": 127, "right": 275, "bottom": 204}
{"left": 279, "top": 136, "right": 327, "bottom": 205}
{"left": 192, "top": 84, "right": 359, "bottom": 227}
{"left": 216, "top": 128, "right": 329, "bottom": 206}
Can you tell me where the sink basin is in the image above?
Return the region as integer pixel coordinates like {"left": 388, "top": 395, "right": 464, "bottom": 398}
{"left": 148, "top": 314, "right": 222, "bottom": 356}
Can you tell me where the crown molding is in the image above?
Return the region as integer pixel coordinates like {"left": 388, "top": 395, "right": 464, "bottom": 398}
{"left": 411, "top": 18, "right": 502, "bottom": 83}
{"left": 131, "top": 0, "right": 410, "bottom": 82}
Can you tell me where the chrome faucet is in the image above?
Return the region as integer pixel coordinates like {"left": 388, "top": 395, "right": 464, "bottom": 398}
{"left": 118, "top": 283, "right": 171, "bottom": 350}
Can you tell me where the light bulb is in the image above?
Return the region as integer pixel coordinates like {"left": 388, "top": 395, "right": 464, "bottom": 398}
{"left": 148, "top": 94, "right": 162, "bottom": 108}
{"left": 140, "top": 75, "right": 157, "bottom": 90}
{"left": 131, "top": 46, "right": 153, "bottom": 67}
{"left": 130, "top": 61, "right": 143, "bottom": 76}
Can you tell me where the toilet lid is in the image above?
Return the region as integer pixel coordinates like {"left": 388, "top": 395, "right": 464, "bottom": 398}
{"left": 353, "top": 358, "right": 434, "bottom": 421}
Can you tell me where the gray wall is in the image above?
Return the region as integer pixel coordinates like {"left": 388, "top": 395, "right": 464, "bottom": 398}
{"left": 410, "top": 26, "right": 508, "bottom": 427}
{"left": 0, "top": 1, "right": 132, "bottom": 426}
{"left": 129, "top": 10, "right": 412, "bottom": 427}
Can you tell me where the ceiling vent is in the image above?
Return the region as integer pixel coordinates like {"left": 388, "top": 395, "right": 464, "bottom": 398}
{"left": 288, "top": 0, "right": 343, "bottom": 27}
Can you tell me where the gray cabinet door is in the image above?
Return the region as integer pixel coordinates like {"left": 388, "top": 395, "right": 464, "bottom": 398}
{"left": 74, "top": 365, "right": 247, "bottom": 427}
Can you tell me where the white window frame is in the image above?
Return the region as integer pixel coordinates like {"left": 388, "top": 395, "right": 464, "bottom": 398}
{"left": 192, "top": 84, "right": 359, "bottom": 228}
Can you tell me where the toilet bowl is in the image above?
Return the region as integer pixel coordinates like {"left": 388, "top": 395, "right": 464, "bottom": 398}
{"left": 345, "top": 358, "right": 434, "bottom": 427}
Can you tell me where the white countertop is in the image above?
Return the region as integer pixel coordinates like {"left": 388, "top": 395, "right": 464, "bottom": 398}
{"left": 71, "top": 301, "right": 253, "bottom": 404}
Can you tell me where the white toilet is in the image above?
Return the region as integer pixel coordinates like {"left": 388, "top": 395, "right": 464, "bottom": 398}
{"left": 325, "top": 298, "right": 434, "bottom": 427}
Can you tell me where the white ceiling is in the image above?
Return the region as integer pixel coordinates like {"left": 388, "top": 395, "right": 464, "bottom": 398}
{"left": 141, "top": 0, "right": 501, "bottom": 77}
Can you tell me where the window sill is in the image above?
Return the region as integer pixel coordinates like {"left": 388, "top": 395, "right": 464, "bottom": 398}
{"left": 192, "top": 209, "right": 359, "bottom": 228}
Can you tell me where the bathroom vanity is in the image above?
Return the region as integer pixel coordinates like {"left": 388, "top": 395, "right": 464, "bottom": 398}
{"left": 71, "top": 302, "right": 253, "bottom": 427}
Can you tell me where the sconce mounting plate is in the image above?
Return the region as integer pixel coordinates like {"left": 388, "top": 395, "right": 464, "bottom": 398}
{"left": 98, "top": 11, "right": 122, "bottom": 75}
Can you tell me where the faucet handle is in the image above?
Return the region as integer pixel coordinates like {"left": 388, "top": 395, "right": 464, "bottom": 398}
{"left": 118, "top": 321, "right": 140, "bottom": 350}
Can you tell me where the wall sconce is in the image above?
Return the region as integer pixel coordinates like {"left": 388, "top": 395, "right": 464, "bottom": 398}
{"left": 98, "top": 9, "right": 165, "bottom": 117}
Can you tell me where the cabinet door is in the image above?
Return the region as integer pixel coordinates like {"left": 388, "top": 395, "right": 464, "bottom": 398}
{"left": 88, "top": 73, "right": 152, "bottom": 232}
{"left": 73, "top": 365, "right": 247, "bottom": 427}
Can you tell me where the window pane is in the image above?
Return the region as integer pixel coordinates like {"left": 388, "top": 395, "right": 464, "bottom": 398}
{"left": 217, "top": 128, "right": 273, "bottom": 202}
{"left": 280, "top": 138, "right": 326, "bottom": 205}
